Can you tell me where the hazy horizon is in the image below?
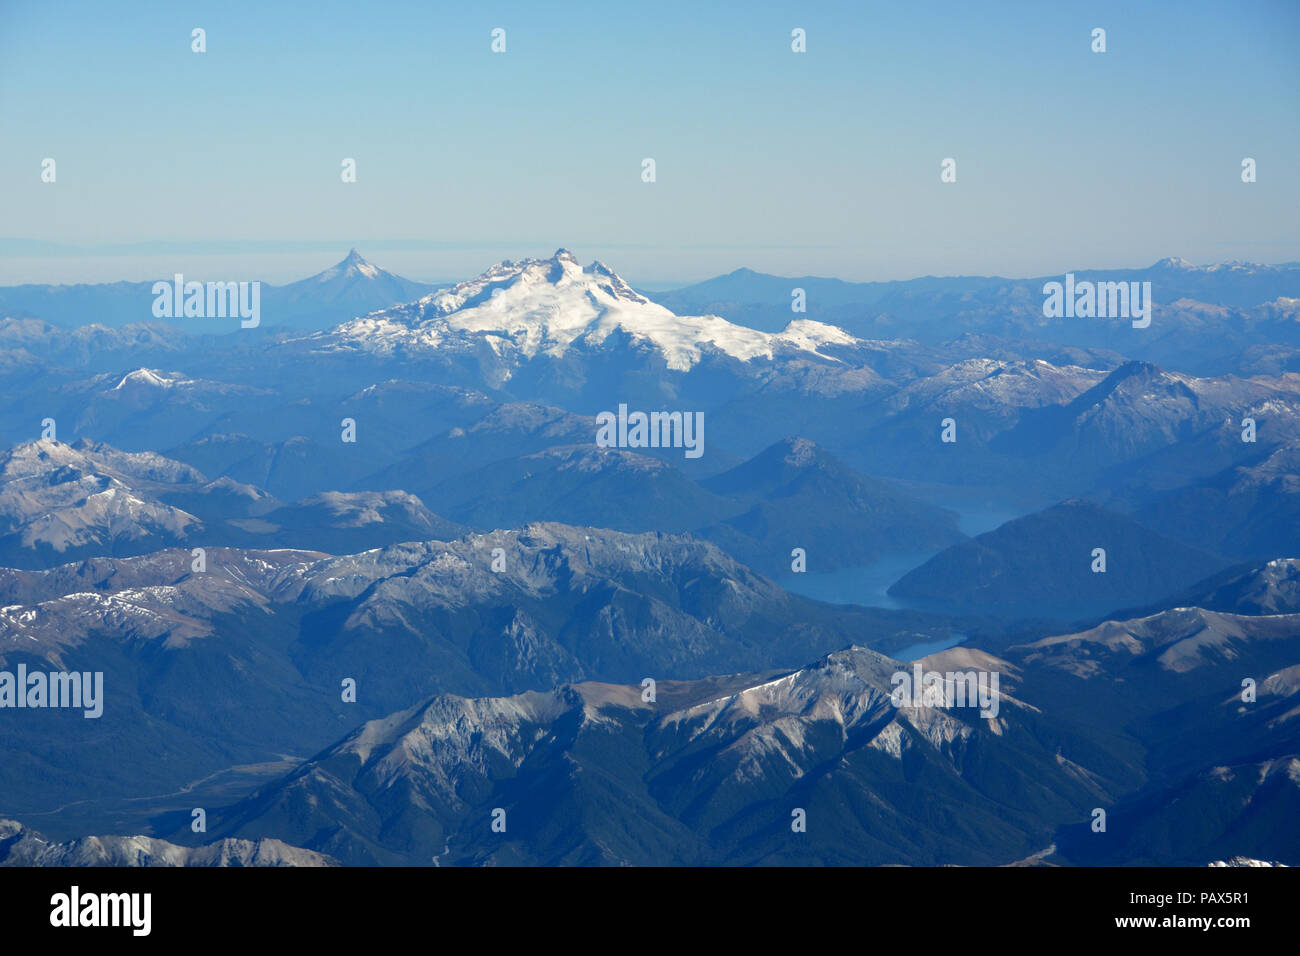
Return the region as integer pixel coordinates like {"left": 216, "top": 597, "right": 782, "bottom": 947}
{"left": 3, "top": 0, "right": 1297, "bottom": 286}
{"left": 3, "top": 242, "right": 1299, "bottom": 290}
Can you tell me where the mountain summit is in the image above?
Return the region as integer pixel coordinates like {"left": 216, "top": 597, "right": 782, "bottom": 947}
{"left": 314, "top": 248, "right": 384, "bottom": 282}
{"left": 249, "top": 249, "right": 436, "bottom": 330}
{"left": 276, "top": 249, "right": 431, "bottom": 309}
{"left": 312, "top": 250, "right": 860, "bottom": 371}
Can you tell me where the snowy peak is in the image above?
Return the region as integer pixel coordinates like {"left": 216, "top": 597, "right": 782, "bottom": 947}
{"left": 774, "top": 318, "right": 859, "bottom": 352}
{"left": 1149, "top": 256, "right": 1297, "bottom": 277}
{"left": 313, "top": 248, "right": 385, "bottom": 283}
{"left": 112, "top": 368, "right": 192, "bottom": 390}
{"left": 414, "top": 248, "right": 650, "bottom": 317}
{"left": 318, "top": 251, "right": 862, "bottom": 371}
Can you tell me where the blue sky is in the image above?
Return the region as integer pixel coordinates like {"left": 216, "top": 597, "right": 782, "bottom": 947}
{"left": 1, "top": 0, "right": 1297, "bottom": 285}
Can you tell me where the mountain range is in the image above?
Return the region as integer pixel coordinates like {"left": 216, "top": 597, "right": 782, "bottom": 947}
{"left": 1, "top": 248, "right": 1297, "bottom": 866}
{"left": 655, "top": 259, "right": 1300, "bottom": 375}
{"left": 197, "top": 581, "right": 1300, "bottom": 865}
{"left": 0, "top": 523, "right": 964, "bottom": 829}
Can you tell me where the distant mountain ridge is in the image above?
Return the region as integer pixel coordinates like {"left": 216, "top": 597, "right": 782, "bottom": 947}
{"left": 655, "top": 258, "right": 1300, "bottom": 333}
{"left": 0, "top": 250, "right": 435, "bottom": 330}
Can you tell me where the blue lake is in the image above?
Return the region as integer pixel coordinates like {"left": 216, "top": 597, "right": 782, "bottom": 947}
{"left": 776, "top": 500, "right": 1028, "bottom": 612}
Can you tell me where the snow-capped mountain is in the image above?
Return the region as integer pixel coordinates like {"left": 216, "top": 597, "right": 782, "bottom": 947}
{"left": 311, "top": 249, "right": 860, "bottom": 372}
{"left": 309, "top": 248, "right": 387, "bottom": 283}
{"left": 88, "top": 367, "right": 270, "bottom": 408}
{"left": 1151, "top": 256, "right": 1300, "bottom": 277}
{"left": 111, "top": 368, "right": 190, "bottom": 390}
{"left": 1208, "top": 856, "right": 1290, "bottom": 867}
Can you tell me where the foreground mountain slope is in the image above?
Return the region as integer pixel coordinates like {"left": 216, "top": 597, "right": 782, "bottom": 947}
{"left": 207, "top": 596, "right": 1300, "bottom": 867}
{"left": 0, "top": 525, "right": 960, "bottom": 818}
{"left": 210, "top": 645, "right": 1133, "bottom": 866}
{"left": 998, "top": 601, "right": 1300, "bottom": 865}
{"left": 1053, "top": 757, "right": 1300, "bottom": 866}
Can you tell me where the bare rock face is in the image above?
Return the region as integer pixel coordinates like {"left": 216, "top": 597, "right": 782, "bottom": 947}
{"left": 211, "top": 645, "right": 1090, "bottom": 867}
{"left": 0, "top": 439, "right": 206, "bottom": 561}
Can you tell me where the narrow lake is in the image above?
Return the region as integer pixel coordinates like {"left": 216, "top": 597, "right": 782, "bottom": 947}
{"left": 775, "top": 500, "right": 1028, "bottom": 613}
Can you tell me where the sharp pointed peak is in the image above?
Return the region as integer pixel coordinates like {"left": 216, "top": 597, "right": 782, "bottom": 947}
{"left": 316, "top": 248, "right": 384, "bottom": 281}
